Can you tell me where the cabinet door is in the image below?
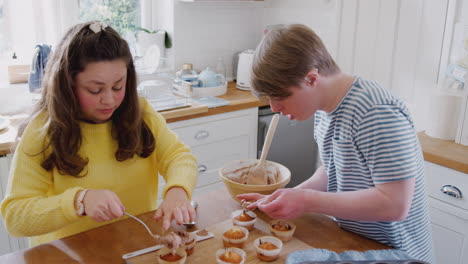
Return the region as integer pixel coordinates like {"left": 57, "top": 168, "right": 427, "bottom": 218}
{"left": 429, "top": 203, "right": 468, "bottom": 264}
{"left": 425, "top": 162, "right": 468, "bottom": 264}
{"left": 160, "top": 108, "right": 258, "bottom": 197}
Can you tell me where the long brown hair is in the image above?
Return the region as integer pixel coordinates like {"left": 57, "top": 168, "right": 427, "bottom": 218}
{"left": 19, "top": 21, "right": 155, "bottom": 177}
{"left": 251, "top": 24, "right": 340, "bottom": 99}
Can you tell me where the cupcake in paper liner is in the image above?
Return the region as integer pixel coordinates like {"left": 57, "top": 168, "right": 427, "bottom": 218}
{"left": 232, "top": 210, "right": 257, "bottom": 231}
{"left": 253, "top": 236, "right": 283, "bottom": 262}
{"left": 158, "top": 246, "right": 187, "bottom": 264}
{"left": 216, "top": 247, "right": 246, "bottom": 264}
{"left": 177, "top": 231, "right": 197, "bottom": 256}
{"left": 222, "top": 226, "right": 249, "bottom": 248}
{"left": 269, "top": 219, "right": 296, "bottom": 242}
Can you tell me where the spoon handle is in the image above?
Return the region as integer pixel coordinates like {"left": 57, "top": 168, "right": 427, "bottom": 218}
{"left": 124, "top": 212, "right": 157, "bottom": 238}
{"left": 257, "top": 113, "right": 279, "bottom": 168}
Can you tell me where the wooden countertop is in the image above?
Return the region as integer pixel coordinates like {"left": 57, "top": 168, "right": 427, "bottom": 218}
{"left": 418, "top": 132, "right": 468, "bottom": 174}
{"left": 163, "top": 82, "right": 268, "bottom": 123}
{"left": 0, "top": 188, "right": 389, "bottom": 263}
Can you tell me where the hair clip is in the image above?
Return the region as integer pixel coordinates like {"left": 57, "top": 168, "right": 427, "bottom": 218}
{"left": 89, "top": 21, "right": 108, "bottom": 33}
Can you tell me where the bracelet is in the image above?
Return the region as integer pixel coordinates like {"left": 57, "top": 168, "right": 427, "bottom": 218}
{"left": 76, "top": 189, "right": 89, "bottom": 216}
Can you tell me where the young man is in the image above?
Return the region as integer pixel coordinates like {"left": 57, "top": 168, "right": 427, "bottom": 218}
{"left": 238, "top": 24, "right": 433, "bottom": 263}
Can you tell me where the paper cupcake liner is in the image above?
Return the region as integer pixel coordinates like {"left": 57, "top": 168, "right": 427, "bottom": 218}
{"left": 232, "top": 210, "right": 256, "bottom": 229}
{"left": 216, "top": 247, "right": 246, "bottom": 264}
{"left": 222, "top": 226, "right": 249, "bottom": 244}
{"left": 269, "top": 220, "right": 296, "bottom": 242}
{"left": 253, "top": 236, "right": 283, "bottom": 257}
{"left": 158, "top": 246, "right": 187, "bottom": 264}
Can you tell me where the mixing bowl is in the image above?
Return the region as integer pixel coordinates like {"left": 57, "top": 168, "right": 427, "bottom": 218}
{"left": 219, "top": 159, "right": 291, "bottom": 202}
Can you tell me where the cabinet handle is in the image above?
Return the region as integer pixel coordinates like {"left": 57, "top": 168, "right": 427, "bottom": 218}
{"left": 440, "top": 185, "right": 463, "bottom": 199}
{"left": 198, "top": 165, "right": 207, "bottom": 173}
{"left": 194, "top": 130, "right": 209, "bottom": 140}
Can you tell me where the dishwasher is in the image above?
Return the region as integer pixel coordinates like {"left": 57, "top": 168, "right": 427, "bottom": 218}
{"left": 257, "top": 105, "right": 320, "bottom": 187}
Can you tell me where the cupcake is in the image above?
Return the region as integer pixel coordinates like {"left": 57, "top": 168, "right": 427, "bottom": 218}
{"left": 253, "top": 236, "right": 283, "bottom": 262}
{"left": 269, "top": 220, "right": 296, "bottom": 242}
{"left": 232, "top": 210, "right": 257, "bottom": 231}
{"left": 222, "top": 226, "right": 249, "bottom": 248}
{"left": 176, "top": 231, "right": 197, "bottom": 256}
{"left": 216, "top": 247, "right": 246, "bottom": 264}
{"left": 158, "top": 246, "right": 187, "bottom": 264}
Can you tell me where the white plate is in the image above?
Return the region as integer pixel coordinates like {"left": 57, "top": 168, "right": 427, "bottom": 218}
{"left": 143, "top": 45, "right": 161, "bottom": 70}
{"left": 0, "top": 117, "right": 10, "bottom": 131}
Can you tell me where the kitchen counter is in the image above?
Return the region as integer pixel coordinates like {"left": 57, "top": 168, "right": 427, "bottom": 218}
{"left": 418, "top": 132, "right": 468, "bottom": 174}
{"left": 0, "top": 82, "right": 268, "bottom": 156}
{"left": 0, "top": 188, "right": 389, "bottom": 263}
{"left": 2, "top": 84, "right": 468, "bottom": 174}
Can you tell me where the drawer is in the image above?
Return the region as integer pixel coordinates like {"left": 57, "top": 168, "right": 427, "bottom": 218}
{"left": 425, "top": 162, "right": 468, "bottom": 211}
{"left": 170, "top": 115, "right": 251, "bottom": 147}
{"left": 192, "top": 135, "right": 249, "bottom": 187}
{"left": 157, "top": 135, "right": 250, "bottom": 198}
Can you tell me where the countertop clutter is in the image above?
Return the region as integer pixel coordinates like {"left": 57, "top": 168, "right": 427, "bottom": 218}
{"left": 0, "top": 82, "right": 267, "bottom": 156}
{"left": 1, "top": 82, "right": 468, "bottom": 174}
{"left": 0, "top": 189, "right": 389, "bottom": 263}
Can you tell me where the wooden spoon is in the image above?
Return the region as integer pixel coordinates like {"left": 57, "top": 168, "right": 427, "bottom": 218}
{"left": 246, "top": 114, "right": 279, "bottom": 185}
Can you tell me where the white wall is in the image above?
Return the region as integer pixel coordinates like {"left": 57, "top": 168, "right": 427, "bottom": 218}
{"left": 335, "top": 0, "right": 453, "bottom": 132}
{"left": 161, "top": 0, "right": 464, "bottom": 133}
{"left": 172, "top": 1, "right": 264, "bottom": 80}
{"left": 261, "top": 0, "right": 340, "bottom": 57}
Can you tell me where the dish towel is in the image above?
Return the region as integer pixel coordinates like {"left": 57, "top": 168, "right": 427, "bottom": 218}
{"left": 286, "top": 248, "right": 427, "bottom": 264}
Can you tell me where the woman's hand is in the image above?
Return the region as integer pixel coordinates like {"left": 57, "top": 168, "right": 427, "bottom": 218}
{"left": 83, "top": 189, "right": 126, "bottom": 222}
{"left": 153, "top": 187, "right": 196, "bottom": 230}
{"left": 238, "top": 189, "right": 308, "bottom": 219}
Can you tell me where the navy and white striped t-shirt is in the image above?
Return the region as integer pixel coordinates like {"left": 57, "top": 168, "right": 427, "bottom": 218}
{"left": 314, "top": 77, "right": 434, "bottom": 263}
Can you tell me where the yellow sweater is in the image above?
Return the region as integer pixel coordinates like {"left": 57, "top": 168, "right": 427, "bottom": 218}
{"left": 0, "top": 98, "right": 198, "bottom": 246}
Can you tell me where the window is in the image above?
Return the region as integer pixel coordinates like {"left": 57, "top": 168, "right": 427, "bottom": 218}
{"left": 0, "top": 0, "right": 11, "bottom": 57}
{"left": 79, "top": 0, "right": 141, "bottom": 36}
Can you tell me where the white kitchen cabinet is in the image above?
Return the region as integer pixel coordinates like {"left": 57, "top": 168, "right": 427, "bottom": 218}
{"left": 425, "top": 161, "right": 468, "bottom": 264}
{"left": 160, "top": 108, "right": 258, "bottom": 198}
{"left": 0, "top": 154, "right": 28, "bottom": 255}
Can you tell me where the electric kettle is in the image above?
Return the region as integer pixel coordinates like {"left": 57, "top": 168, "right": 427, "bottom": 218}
{"left": 236, "top": 49, "right": 254, "bottom": 90}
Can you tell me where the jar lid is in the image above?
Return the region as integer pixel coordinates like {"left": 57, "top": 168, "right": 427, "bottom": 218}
{"left": 182, "top": 63, "right": 193, "bottom": 70}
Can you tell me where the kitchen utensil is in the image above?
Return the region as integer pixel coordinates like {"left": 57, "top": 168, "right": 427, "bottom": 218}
{"left": 183, "top": 200, "right": 199, "bottom": 228}
{"left": 123, "top": 212, "right": 159, "bottom": 239}
{"left": 246, "top": 114, "right": 279, "bottom": 185}
{"left": 198, "top": 67, "right": 226, "bottom": 88}
{"left": 190, "top": 200, "right": 198, "bottom": 210}
{"left": 236, "top": 49, "right": 254, "bottom": 90}
{"left": 122, "top": 229, "right": 215, "bottom": 260}
{"left": 183, "top": 221, "right": 197, "bottom": 228}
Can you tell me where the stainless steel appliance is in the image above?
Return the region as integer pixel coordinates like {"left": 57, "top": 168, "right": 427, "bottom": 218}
{"left": 257, "top": 106, "right": 319, "bottom": 187}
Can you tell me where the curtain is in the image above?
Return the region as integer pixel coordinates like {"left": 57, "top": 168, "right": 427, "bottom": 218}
{"left": 4, "top": 0, "right": 79, "bottom": 63}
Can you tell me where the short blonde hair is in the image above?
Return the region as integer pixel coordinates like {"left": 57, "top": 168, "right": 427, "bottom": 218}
{"left": 251, "top": 24, "right": 340, "bottom": 98}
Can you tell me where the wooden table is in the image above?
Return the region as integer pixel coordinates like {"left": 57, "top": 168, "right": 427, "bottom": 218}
{"left": 0, "top": 188, "right": 389, "bottom": 263}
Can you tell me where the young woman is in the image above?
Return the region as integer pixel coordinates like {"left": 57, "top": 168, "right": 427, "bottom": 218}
{"left": 1, "top": 21, "right": 198, "bottom": 246}
{"left": 239, "top": 24, "right": 434, "bottom": 263}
